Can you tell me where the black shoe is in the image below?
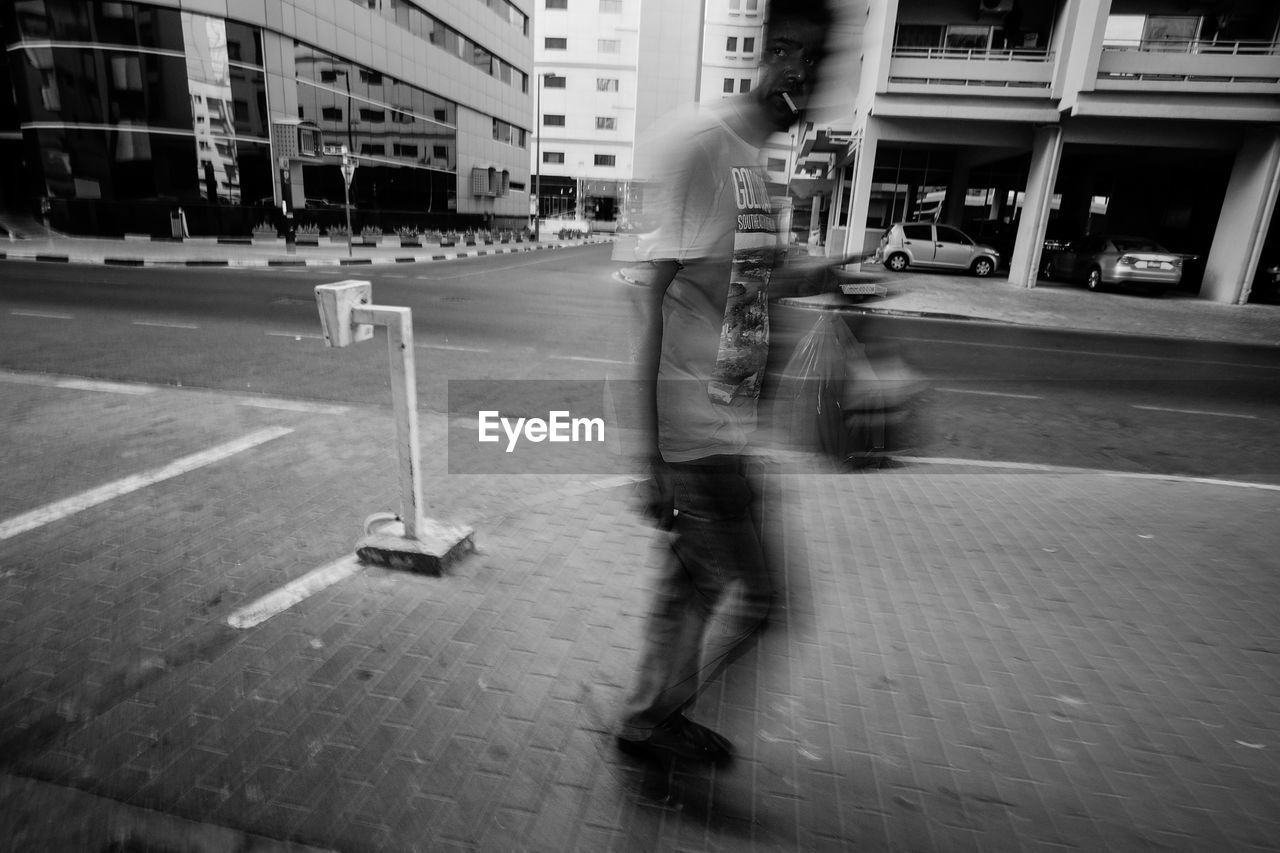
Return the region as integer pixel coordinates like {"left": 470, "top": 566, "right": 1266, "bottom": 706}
{"left": 616, "top": 715, "right": 732, "bottom": 765}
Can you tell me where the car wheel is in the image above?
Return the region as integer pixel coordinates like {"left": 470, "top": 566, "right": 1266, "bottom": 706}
{"left": 971, "top": 257, "right": 994, "bottom": 278}
{"left": 1086, "top": 268, "right": 1103, "bottom": 291}
{"left": 886, "top": 253, "right": 909, "bottom": 273}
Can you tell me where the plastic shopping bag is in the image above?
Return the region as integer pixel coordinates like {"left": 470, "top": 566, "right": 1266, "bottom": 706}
{"left": 771, "top": 313, "right": 891, "bottom": 470}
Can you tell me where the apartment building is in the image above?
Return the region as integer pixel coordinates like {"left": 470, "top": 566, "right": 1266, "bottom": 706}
{"left": 815, "top": 0, "right": 1280, "bottom": 304}
{"left": 533, "top": 0, "right": 813, "bottom": 230}
{"left": 0, "top": 0, "right": 533, "bottom": 237}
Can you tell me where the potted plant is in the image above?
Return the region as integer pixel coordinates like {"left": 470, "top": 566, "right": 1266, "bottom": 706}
{"left": 296, "top": 223, "right": 321, "bottom": 246}
{"left": 360, "top": 224, "right": 383, "bottom": 246}
{"left": 326, "top": 223, "right": 350, "bottom": 245}
{"left": 440, "top": 230, "right": 458, "bottom": 247}
{"left": 252, "top": 220, "right": 277, "bottom": 240}
{"left": 395, "top": 225, "right": 421, "bottom": 248}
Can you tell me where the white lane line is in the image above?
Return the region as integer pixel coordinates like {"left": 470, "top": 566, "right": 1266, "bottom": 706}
{"left": 1132, "top": 404, "right": 1258, "bottom": 420}
{"left": 227, "top": 554, "right": 363, "bottom": 629}
{"left": 132, "top": 320, "right": 199, "bottom": 330}
{"left": 237, "top": 398, "right": 349, "bottom": 415}
{"left": 0, "top": 426, "right": 292, "bottom": 541}
{"left": 549, "top": 354, "right": 632, "bottom": 365}
{"left": 893, "top": 336, "right": 1280, "bottom": 372}
{"left": 0, "top": 371, "right": 155, "bottom": 395}
{"left": 428, "top": 254, "right": 568, "bottom": 279}
{"left": 266, "top": 331, "right": 325, "bottom": 340}
{"left": 895, "top": 455, "right": 1280, "bottom": 492}
{"left": 11, "top": 310, "right": 73, "bottom": 320}
{"left": 934, "top": 387, "right": 1043, "bottom": 400}
{"left": 417, "top": 343, "right": 491, "bottom": 353}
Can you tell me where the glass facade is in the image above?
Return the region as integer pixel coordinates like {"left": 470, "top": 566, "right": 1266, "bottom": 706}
{"left": 4, "top": 0, "right": 271, "bottom": 234}
{"left": 294, "top": 43, "right": 459, "bottom": 217}
{"left": 2, "top": 0, "right": 531, "bottom": 234}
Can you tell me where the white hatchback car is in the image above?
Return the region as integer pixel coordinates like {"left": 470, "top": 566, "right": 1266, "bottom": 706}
{"left": 875, "top": 222, "right": 1000, "bottom": 277}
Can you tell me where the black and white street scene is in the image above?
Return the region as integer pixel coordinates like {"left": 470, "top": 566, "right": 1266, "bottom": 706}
{"left": 1, "top": 1, "right": 1278, "bottom": 851}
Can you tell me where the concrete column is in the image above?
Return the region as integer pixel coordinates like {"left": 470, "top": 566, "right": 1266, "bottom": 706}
{"left": 943, "top": 163, "right": 971, "bottom": 227}
{"left": 1202, "top": 129, "right": 1280, "bottom": 304}
{"left": 844, "top": 119, "right": 882, "bottom": 268}
{"left": 1009, "top": 125, "right": 1064, "bottom": 288}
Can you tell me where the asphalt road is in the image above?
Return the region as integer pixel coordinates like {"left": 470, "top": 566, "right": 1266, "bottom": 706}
{"left": 2, "top": 246, "right": 1278, "bottom": 481}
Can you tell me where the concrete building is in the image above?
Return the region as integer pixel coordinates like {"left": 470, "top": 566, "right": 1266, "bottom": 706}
{"left": 0, "top": 0, "right": 534, "bottom": 237}
{"left": 532, "top": 0, "right": 824, "bottom": 232}
{"left": 816, "top": 0, "right": 1280, "bottom": 304}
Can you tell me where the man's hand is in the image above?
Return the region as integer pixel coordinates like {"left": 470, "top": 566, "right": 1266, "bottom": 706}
{"left": 634, "top": 457, "right": 676, "bottom": 530}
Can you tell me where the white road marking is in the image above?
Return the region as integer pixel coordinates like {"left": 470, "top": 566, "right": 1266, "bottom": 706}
{"left": 417, "top": 343, "right": 491, "bottom": 353}
{"left": 934, "top": 387, "right": 1043, "bottom": 400}
{"left": 227, "top": 554, "right": 363, "bottom": 629}
{"left": 549, "top": 354, "right": 632, "bottom": 365}
{"left": 11, "top": 311, "right": 72, "bottom": 320}
{"left": 893, "top": 336, "right": 1280, "bottom": 372}
{"left": 132, "top": 320, "right": 199, "bottom": 330}
{"left": 895, "top": 455, "right": 1280, "bottom": 492}
{"left": 1132, "top": 404, "right": 1258, "bottom": 420}
{"left": 0, "top": 426, "right": 293, "bottom": 541}
{"left": 237, "top": 398, "right": 349, "bottom": 415}
{"left": 0, "top": 371, "right": 155, "bottom": 395}
{"left": 266, "top": 331, "right": 325, "bottom": 340}
{"left": 428, "top": 254, "right": 567, "bottom": 279}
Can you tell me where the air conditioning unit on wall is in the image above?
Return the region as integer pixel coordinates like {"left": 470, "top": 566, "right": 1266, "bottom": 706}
{"left": 978, "top": 0, "right": 1014, "bottom": 15}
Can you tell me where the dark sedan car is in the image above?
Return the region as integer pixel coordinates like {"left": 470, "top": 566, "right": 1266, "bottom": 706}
{"left": 1041, "top": 234, "right": 1185, "bottom": 294}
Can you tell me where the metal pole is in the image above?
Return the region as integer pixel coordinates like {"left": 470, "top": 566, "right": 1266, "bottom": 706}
{"left": 534, "top": 74, "right": 541, "bottom": 242}
{"left": 351, "top": 305, "right": 421, "bottom": 538}
{"left": 344, "top": 171, "right": 353, "bottom": 258}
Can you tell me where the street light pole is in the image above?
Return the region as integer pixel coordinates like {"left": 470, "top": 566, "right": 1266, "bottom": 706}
{"left": 533, "top": 71, "right": 555, "bottom": 243}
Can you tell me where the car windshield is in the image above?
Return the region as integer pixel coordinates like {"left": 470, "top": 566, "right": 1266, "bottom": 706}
{"left": 1113, "top": 238, "right": 1165, "bottom": 253}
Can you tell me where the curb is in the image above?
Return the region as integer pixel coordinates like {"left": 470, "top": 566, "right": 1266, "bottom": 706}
{"left": 0, "top": 237, "right": 613, "bottom": 269}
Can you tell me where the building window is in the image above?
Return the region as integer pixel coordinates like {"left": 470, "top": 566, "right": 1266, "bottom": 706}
{"left": 321, "top": 107, "right": 343, "bottom": 121}
{"left": 359, "top": 108, "right": 386, "bottom": 122}
{"left": 597, "top": 77, "right": 619, "bottom": 91}
{"left": 359, "top": 69, "right": 383, "bottom": 84}
{"left": 394, "top": 143, "right": 419, "bottom": 158}
{"left": 547, "top": 0, "right": 567, "bottom": 7}
{"left": 723, "top": 78, "right": 734, "bottom": 93}
{"left": 320, "top": 69, "right": 338, "bottom": 83}
{"left": 545, "top": 75, "right": 567, "bottom": 88}
{"left": 726, "top": 36, "right": 738, "bottom": 51}
{"left": 767, "top": 157, "right": 786, "bottom": 172}
{"left": 743, "top": 37, "right": 755, "bottom": 54}
{"left": 596, "top": 116, "right": 616, "bottom": 130}
{"left": 360, "top": 144, "right": 385, "bottom": 155}
{"left": 600, "top": 0, "right": 621, "bottom": 11}
{"left": 595, "top": 154, "right": 616, "bottom": 167}
{"left": 739, "top": 78, "right": 751, "bottom": 92}
{"left": 544, "top": 151, "right": 565, "bottom": 164}
{"left": 598, "top": 39, "right": 621, "bottom": 53}
{"left": 433, "top": 145, "right": 449, "bottom": 160}
{"left": 545, "top": 37, "right": 567, "bottom": 49}
{"left": 543, "top": 114, "right": 566, "bottom": 126}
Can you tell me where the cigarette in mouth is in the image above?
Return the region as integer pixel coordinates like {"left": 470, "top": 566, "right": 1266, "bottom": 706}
{"left": 782, "top": 93, "right": 798, "bottom": 114}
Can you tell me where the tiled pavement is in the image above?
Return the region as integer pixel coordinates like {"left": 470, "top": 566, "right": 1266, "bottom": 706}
{"left": 1, "top": 370, "right": 1278, "bottom": 852}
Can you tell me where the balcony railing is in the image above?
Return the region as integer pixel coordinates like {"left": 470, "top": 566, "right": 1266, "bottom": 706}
{"left": 887, "top": 47, "right": 1055, "bottom": 94}
{"left": 1097, "top": 38, "right": 1280, "bottom": 92}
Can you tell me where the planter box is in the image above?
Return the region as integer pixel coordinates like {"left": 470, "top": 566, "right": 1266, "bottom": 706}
{"left": 252, "top": 231, "right": 277, "bottom": 242}
{"left": 296, "top": 236, "right": 320, "bottom": 247}
{"left": 360, "top": 238, "right": 381, "bottom": 247}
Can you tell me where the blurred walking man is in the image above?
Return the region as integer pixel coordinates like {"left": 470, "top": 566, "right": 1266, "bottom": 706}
{"left": 616, "top": 0, "right": 833, "bottom": 764}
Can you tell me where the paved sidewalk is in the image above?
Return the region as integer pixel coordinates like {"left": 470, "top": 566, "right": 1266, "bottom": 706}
{"left": 1, "top": 370, "right": 1277, "bottom": 852}
{"left": 2, "top": 234, "right": 1278, "bottom": 851}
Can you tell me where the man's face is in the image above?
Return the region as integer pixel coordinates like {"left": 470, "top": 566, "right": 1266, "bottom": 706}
{"left": 756, "top": 18, "right": 827, "bottom": 132}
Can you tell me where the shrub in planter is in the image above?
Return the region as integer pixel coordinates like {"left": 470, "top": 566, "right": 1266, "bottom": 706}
{"left": 360, "top": 225, "right": 383, "bottom": 246}
{"left": 296, "top": 223, "right": 321, "bottom": 245}
{"left": 327, "top": 224, "right": 350, "bottom": 243}
{"left": 395, "top": 226, "right": 421, "bottom": 247}
{"left": 252, "top": 220, "right": 277, "bottom": 238}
